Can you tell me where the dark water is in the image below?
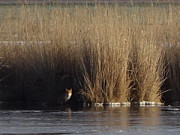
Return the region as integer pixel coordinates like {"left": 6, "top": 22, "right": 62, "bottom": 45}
{"left": 0, "top": 104, "right": 180, "bottom": 135}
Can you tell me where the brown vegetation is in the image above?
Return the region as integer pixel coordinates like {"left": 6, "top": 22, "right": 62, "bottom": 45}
{"left": 0, "top": 3, "right": 179, "bottom": 105}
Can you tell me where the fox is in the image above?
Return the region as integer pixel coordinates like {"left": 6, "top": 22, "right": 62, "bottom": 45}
{"left": 58, "top": 88, "right": 72, "bottom": 104}
{"left": 61, "top": 76, "right": 73, "bottom": 102}
{"left": 56, "top": 75, "right": 73, "bottom": 104}
{"left": 64, "top": 88, "right": 72, "bottom": 102}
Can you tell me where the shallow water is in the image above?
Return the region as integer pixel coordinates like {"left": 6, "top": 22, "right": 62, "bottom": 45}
{"left": 0, "top": 105, "right": 180, "bottom": 135}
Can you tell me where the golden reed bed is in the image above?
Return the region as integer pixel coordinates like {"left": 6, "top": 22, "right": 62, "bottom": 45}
{"left": 0, "top": 0, "right": 180, "bottom": 5}
{"left": 0, "top": 2, "right": 179, "bottom": 105}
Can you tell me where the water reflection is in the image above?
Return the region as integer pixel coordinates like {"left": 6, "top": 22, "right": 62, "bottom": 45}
{"left": 0, "top": 103, "right": 179, "bottom": 135}
{"left": 139, "top": 107, "right": 161, "bottom": 126}
{"left": 85, "top": 106, "right": 161, "bottom": 129}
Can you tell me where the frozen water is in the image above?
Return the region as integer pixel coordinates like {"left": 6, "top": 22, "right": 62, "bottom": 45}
{"left": 0, "top": 105, "right": 179, "bottom": 135}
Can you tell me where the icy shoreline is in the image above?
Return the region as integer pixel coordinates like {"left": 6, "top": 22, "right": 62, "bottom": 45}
{"left": 88, "top": 101, "right": 164, "bottom": 107}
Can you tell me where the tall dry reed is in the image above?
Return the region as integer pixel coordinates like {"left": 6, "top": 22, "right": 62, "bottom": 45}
{"left": 0, "top": 3, "right": 179, "bottom": 104}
